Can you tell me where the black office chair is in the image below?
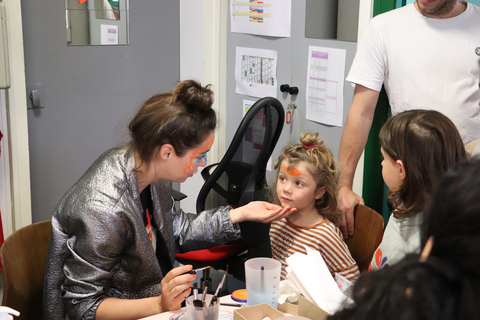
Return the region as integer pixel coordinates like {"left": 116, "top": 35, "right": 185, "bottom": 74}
{"left": 176, "top": 97, "right": 285, "bottom": 281}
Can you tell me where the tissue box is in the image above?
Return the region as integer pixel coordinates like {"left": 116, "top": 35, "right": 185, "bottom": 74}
{"left": 278, "top": 294, "right": 330, "bottom": 320}
{"left": 234, "top": 304, "right": 284, "bottom": 320}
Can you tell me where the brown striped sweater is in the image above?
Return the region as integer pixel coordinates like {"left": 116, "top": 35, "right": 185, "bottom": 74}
{"left": 270, "top": 217, "right": 359, "bottom": 282}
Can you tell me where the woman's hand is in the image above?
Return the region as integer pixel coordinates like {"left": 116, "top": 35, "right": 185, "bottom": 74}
{"left": 230, "top": 201, "right": 296, "bottom": 224}
{"left": 159, "top": 265, "right": 196, "bottom": 312}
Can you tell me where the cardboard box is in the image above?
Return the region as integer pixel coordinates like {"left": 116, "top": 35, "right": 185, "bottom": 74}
{"left": 234, "top": 303, "right": 284, "bottom": 320}
{"left": 278, "top": 294, "right": 330, "bottom": 320}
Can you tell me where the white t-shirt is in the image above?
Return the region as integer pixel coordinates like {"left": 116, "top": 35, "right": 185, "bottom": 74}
{"left": 347, "top": 3, "right": 480, "bottom": 144}
{"left": 369, "top": 212, "right": 423, "bottom": 271}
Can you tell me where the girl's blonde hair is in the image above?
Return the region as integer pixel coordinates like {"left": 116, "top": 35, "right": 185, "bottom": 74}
{"left": 271, "top": 132, "right": 341, "bottom": 225}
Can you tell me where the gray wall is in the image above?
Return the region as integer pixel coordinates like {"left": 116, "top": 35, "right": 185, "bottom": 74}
{"left": 22, "top": 1, "right": 180, "bottom": 222}
{"left": 226, "top": 0, "right": 357, "bottom": 179}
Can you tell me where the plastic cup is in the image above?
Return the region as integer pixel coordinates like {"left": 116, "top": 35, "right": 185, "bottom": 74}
{"left": 185, "top": 294, "right": 220, "bottom": 320}
{"left": 245, "top": 257, "right": 281, "bottom": 308}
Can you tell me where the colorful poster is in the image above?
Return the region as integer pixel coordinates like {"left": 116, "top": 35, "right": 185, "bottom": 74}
{"left": 230, "top": 0, "right": 292, "bottom": 37}
{"left": 235, "top": 46, "right": 278, "bottom": 98}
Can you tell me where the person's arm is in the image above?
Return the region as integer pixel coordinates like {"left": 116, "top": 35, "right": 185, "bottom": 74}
{"left": 173, "top": 201, "right": 295, "bottom": 252}
{"left": 465, "top": 139, "right": 479, "bottom": 158}
{"left": 96, "top": 264, "right": 195, "bottom": 320}
{"left": 229, "top": 201, "right": 295, "bottom": 224}
{"left": 337, "top": 84, "right": 379, "bottom": 238}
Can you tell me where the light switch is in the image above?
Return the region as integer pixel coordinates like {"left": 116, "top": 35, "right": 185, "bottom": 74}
{"left": 26, "top": 83, "right": 45, "bottom": 109}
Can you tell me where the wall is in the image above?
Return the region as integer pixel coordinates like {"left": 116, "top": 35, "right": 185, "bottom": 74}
{"left": 179, "top": 0, "right": 228, "bottom": 214}
{"left": 22, "top": 1, "right": 180, "bottom": 222}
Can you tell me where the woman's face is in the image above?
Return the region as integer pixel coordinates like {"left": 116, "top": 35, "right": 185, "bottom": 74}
{"left": 170, "top": 134, "right": 215, "bottom": 182}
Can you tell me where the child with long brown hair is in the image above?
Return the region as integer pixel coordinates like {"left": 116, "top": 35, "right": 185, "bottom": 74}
{"left": 371, "top": 109, "right": 466, "bottom": 270}
{"left": 270, "top": 132, "right": 359, "bottom": 282}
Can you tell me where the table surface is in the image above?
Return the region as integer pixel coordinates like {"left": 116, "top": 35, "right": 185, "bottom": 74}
{"left": 139, "top": 295, "right": 243, "bottom": 320}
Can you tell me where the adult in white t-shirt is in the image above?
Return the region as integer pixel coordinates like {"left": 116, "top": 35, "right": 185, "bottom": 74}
{"left": 337, "top": 0, "right": 480, "bottom": 238}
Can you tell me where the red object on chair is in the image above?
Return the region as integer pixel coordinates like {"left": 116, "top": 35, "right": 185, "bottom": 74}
{"left": 176, "top": 244, "right": 247, "bottom": 263}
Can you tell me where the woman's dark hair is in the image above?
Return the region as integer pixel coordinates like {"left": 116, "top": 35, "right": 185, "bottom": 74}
{"left": 129, "top": 80, "right": 216, "bottom": 164}
{"left": 379, "top": 110, "right": 466, "bottom": 218}
{"left": 328, "top": 255, "right": 471, "bottom": 320}
{"left": 421, "top": 157, "right": 480, "bottom": 278}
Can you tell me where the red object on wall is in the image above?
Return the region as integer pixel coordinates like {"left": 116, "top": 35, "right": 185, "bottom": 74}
{"left": 78, "top": 0, "right": 87, "bottom": 4}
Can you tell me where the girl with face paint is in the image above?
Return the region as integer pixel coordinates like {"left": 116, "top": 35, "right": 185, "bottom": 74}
{"left": 44, "top": 80, "right": 296, "bottom": 320}
{"left": 269, "top": 132, "right": 360, "bottom": 282}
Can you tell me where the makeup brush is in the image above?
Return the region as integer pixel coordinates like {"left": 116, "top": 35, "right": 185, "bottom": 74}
{"left": 209, "top": 267, "right": 228, "bottom": 307}
{"left": 192, "top": 282, "right": 203, "bottom": 307}
{"left": 185, "top": 266, "right": 211, "bottom": 275}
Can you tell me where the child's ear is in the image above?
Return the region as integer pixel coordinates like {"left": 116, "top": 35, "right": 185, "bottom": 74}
{"left": 315, "top": 186, "right": 325, "bottom": 199}
{"left": 396, "top": 159, "right": 406, "bottom": 181}
{"left": 159, "top": 144, "right": 174, "bottom": 160}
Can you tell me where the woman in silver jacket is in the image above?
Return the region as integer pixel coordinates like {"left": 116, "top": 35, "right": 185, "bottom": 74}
{"left": 43, "top": 80, "right": 295, "bottom": 320}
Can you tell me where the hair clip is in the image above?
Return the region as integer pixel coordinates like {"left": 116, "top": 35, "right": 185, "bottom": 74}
{"left": 302, "top": 143, "right": 316, "bottom": 149}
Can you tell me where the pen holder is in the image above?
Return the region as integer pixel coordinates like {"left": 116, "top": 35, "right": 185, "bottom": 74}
{"left": 186, "top": 294, "right": 220, "bottom": 320}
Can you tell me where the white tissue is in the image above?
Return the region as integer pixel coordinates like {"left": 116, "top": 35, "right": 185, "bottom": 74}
{"left": 286, "top": 246, "right": 352, "bottom": 314}
{"left": 277, "top": 279, "right": 300, "bottom": 304}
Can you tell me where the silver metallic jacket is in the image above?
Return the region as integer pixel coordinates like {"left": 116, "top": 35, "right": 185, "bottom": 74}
{"left": 43, "top": 146, "right": 241, "bottom": 320}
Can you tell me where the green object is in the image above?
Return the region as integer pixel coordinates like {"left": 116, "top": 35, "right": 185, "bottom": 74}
{"left": 362, "top": 88, "right": 390, "bottom": 222}
{"left": 108, "top": 0, "right": 119, "bottom": 9}
{"left": 373, "top": 0, "right": 396, "bottom": 16}
{"left": 362, "top": 0, "right": 397, "bottom": 222}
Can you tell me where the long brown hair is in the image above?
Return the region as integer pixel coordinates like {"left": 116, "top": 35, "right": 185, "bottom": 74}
{"left": 379, "top": 110, "right": 466, "bottom": 218}
{"left": 129, "top": 80, "right": 216, "bottom": 165}
{"left": 271, "top": 132, "right": 341, "bottom": 225}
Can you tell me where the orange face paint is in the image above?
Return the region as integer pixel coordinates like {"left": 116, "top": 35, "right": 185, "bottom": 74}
{"left": 283, "top": 166, "right": 302, "bottom": 176}
{"left": 184, "top": 135, "right": 215, "bottom": 174}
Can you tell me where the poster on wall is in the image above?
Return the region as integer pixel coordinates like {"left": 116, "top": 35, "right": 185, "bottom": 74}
{"left": 230, "top": 0, "right": 292, "bottom": 37}
{"left": 235, "top": 46, "right": 278, "bottom": 98}
{"left": 242, "top": 99, "right": 273, "bottom": 171}
{"left": 305, "top": 45, "right": 346, "bottom": 127}
{"left": 0, "top": 96, "right": 6, "bottom": 268}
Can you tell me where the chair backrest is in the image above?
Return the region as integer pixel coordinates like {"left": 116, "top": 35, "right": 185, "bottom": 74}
{"left": 196, "top": 97, "right": 284, "bottom": 257}
{"left": 345, "top": 204, "right": 384, "bottom": 272}
{"left": 1, "top": 220, "right": 52, "bottom": 320}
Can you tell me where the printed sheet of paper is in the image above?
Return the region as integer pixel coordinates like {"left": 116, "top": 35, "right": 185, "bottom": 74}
{"left": 235, "top": 47, "right": 278, "bottom": 98}
{"left": 230, "top": 0, "right": 292, "bottom": 38}
{"left": 243, "top": 99, "right": 256, "bottom": 117}
{"left": 242, "top": 99, "right": 273, "bottom": 171}
{"left": 305, "top": 46, "right": 346, "bottom": 127}
{"left": 100, "top": 24, "right": 119, "bottom": 45}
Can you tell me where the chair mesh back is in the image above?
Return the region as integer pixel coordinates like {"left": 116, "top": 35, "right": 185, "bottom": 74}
{"left": 197, "top": 97, "right": 284, "bottom": 258}
{"left": 202, "top": 100, "right": 282, "bottom": 211}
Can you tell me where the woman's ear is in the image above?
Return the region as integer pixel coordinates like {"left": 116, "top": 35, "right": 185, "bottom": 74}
{"left": 158, "top": 144, "right": 174, "bottom": 160}
{"left": 315, "top": 186, "right": 326, "bottom": 200}
{"left": 396, "top": 159, "right": 406, "bottom": 181}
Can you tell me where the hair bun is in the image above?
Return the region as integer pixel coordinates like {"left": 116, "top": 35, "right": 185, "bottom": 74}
{"left": 300, "top": 132, "right": 323, "bottom": 148}
{"left": 172, "top": 80, "right": 214, "bottom": 112}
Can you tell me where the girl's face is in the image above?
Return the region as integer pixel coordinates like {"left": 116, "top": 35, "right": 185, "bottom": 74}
{"left": 276, "top": 161, "right": 324, "bottom": 214}
{"left": 170, "top": 134, "right": 214, "bottom": 182}
{"left": 381, "top": 147, "right": 405, "bottom": 190}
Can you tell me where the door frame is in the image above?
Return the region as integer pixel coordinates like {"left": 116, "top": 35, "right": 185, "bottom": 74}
{"left": 3, "top": 0, "right": 32, "bottom": 235}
